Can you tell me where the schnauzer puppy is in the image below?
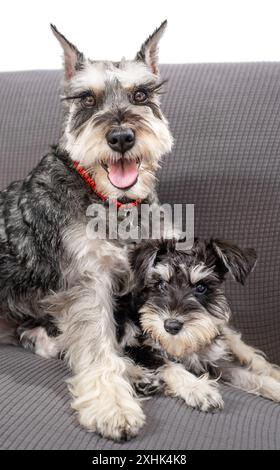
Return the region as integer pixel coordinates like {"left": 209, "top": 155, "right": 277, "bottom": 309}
{"left": 115, "top": 239, "right": 280, "bottom": 410}
{"left": 0, "top": 22, "right": 173, "bottom": 440}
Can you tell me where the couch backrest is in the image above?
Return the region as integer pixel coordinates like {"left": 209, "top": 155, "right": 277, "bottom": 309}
{"left": 0, "top": 64, "right": 279, "bottom": 363}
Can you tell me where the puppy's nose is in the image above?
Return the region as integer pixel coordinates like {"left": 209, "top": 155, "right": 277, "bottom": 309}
{"left": 164, "top": 319, "right": 183, "bottom": 335}
{"left": 106, "top": 128, "right": 135, "bottom": 153}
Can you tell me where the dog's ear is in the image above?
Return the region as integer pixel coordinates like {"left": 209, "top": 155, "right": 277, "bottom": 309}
{"left": 128, "top": 241, "right": 157, "bottom": 286}
{"left": 129, "top": 239, "right": 174, "bottom": 282}
{"left": 210, "top": 239, "right": 257, "bottom": 285}
{"left": 135, "top": 20, "right": 167, "bottom": 75}
{"left": 50, "top": 24, "right": 85, "bottom": 81}
{"left": 153, "top": 238, "right": 176, "bottom": 264}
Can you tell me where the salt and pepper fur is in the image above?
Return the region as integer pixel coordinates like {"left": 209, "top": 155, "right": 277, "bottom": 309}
{"left": 1, "top": 21, "right": 279, "bottom": 440}
{"left": 0, "top": 22, "right": 172, "bottom": 441}
{"left": 115, "top": 239, "right": 280, "bottom": 411}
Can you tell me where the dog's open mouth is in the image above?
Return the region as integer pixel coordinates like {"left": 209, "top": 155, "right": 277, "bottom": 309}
{"left": 102, "top": 158, "right": 140, "bottom": 190}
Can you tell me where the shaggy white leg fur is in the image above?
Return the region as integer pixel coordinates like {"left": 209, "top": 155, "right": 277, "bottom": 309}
{"left": 221, "top": 366, "right": 280, "bottom": 402}
{"left": 55, "top": 283, "right": 145, "bottom": 441}
{"left": 160, "top": 362, "right": 224, "bottom": 412}
{"left": 223, "top": 326, "right": 280, "bottom": 381}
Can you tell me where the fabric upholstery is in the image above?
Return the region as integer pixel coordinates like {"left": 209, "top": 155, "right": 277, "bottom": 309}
{"left": 1, "top": 345, "right": 280, "bottom": 450}
{"left": 0, "top": 64, "right": 279, "bottom": 449}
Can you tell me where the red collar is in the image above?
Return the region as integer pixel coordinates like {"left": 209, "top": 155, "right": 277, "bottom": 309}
{"left": 72, "top": 161, "right": 142, "bottom": 210}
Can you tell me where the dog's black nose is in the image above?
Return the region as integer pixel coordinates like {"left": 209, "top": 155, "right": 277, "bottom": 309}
{"left": 106, "top": 128, "right": 135, "bottom": 153}
{"left": 164, "top": 319, "right": 183, "bottom": 335}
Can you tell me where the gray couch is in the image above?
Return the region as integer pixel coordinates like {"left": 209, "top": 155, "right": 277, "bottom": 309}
{"left": 0, "top": 64, "right": 279, "bottom": 450}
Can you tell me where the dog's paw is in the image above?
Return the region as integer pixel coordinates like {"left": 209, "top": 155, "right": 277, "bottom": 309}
{"left": 181, "top": 376, "right": 224, "bottom": 412}
{"left": 269, "top": 365, "right": 280, "bottom": 383}
{"left": 134, "top": 379, "right": 162, "bottom": 397}
{"left": 19, "top": 326, "right": 59, "bottom": 359}
{"left": 259, "top": 375, "right": 280, "bottom": 402}
{"left": 76, "top": 399, "right": 145, "bottom": 441}
{"left": 133, "top": 371, "right": 163, "bottom": 397}
{"left": 127, "top": 363, "right": 163, "bottom": 397}
{"left": 34, "top": 328, "right": 60, "bottom": 359}
{"left": 69, "top": 371, "right": 146, "bottom": 441}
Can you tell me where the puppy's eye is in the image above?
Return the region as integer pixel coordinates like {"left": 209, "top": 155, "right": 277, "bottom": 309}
{"left": 133, "top": 90, "right": 148, "bottom": 103}
{"left": 194, "top": 283, "right": 208, "bottom": 294}
{"left": 82, "top": 94, "right": 96, "bottom": 107}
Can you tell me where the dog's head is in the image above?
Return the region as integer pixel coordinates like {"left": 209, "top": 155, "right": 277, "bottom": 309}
{"left": 51, "top": 22, "right": 173, "bottom": 200}
{"left": 129, "top": 239, "right": 257, "bottom": 358}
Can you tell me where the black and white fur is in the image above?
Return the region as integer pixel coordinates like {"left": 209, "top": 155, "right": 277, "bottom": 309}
{"left": 0, "top": 22, "right": 173, "bottom": 441}
{"left": 116, "top": 239, "right": 280, "bottom": 410}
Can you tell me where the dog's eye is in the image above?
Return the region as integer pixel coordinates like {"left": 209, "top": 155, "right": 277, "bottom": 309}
{"left": 133, "top": 90, "right": 148, "bottom": 103}
{"left": 194, "top": 283, "right": 208, "bottom": 294}
{"left": 82, "top": 94, "right": 96, "bottom": 107}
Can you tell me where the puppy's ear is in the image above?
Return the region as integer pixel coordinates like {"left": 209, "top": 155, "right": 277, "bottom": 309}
{"left": 153, "top": 238, "right": 176, "bottom": 265}
{"left": 128, "top": 241, "right": 157, "bottom": 288}
{"left": 50, "top": 24, "right": 85, "bottom": 81}
{"left": 129, "top": 239, "right": 175, "bottom": 282}
{"left": 135, "top": 20, "right": 167, "bottom": 75}
{"left": 211, "top": 239, "right": 257, "bottom": 285}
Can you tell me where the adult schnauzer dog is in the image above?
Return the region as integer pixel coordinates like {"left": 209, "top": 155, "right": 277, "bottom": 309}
{"left": 0, "top": 22, "right": 173, "bottom": 440}
{"left": 115, "top": 239, "right": 280, "bottom": 409}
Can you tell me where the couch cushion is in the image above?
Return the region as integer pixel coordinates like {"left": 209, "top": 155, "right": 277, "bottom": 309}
{"left": 0, "top": 345, "right": 279, "bottom": 450}
{"left": 0, "top": 65, "right": 279, "bottom": 363}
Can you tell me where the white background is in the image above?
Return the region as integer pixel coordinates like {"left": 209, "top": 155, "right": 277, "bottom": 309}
{"left": 1, "top": 0, "right": 280, "bottom": 71}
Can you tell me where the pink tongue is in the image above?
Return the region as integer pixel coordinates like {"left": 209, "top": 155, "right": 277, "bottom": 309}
{"left": 108, "top": 160, "right": 138, "bottom": 189}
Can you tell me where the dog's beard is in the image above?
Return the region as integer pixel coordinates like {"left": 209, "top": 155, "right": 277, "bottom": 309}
{"left": 62, "top": 107, "right": 173, "bottom": 200}
{"left": 139, "top": 305, "right": 220, "bottom": 358}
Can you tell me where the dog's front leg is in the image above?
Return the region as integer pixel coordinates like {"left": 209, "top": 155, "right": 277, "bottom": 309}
{"left": 56, "top": 284, "right": 145, "bottom": 441}
{"left": 159, "top": 362, "right": 224, "bottom": 412}
{"left": 223, "top": 325, "right": 280, "bottom": 381}
{"left": 221, "top": 366, "right": 280, "bottom": 402}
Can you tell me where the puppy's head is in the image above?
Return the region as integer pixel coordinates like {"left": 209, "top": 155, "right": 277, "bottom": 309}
{"left": 129, "top": 238, "right": 256, "bottom": 358}
{"left": 51, "top": 22, "right": 173, "bottom": 200}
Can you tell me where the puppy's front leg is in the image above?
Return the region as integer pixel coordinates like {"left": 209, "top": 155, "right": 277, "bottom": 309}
{"left": 159, "top": 362, "right": 224, "bottom": 412}
{"left": 223, "top": 326, "right": 280, "bottom": 381}
{"left": 221, "top": 366, "right": 280, "bottom": 402}
{"left": 55, "top": 283, "right": 145, "bottom": 441}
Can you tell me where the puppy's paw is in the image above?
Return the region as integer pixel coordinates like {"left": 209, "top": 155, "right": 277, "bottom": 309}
{"left": 269, "top": 365, "right": 280, "bottom": 383}
{"left": 259, "top": 375, "right": 280, "bottom": 402}
{"left": 181, "top": 376, "right": 224, "bottom": 412}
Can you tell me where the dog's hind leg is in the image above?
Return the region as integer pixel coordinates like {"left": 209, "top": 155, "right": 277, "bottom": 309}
{"left": 53, "top": 282, "right": 145, "bottom": 441}
{"left": 223, "top": 325, "right": 280, "bottom": 381}
{"left": 16, "top": 317, "right": 60, "bottom": 359}
{"left": 221, "top": 365, "right": 280, "bottom": 402}
{"left": 159, "top": 361, "right": 224, "bottom": 412}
